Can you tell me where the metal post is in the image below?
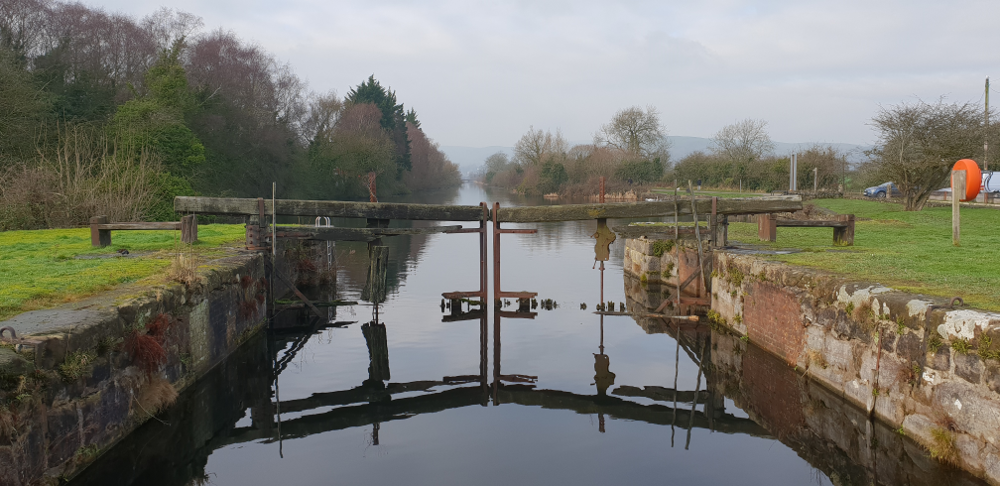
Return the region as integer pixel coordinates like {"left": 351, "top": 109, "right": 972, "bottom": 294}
{"left": 600, "top": 176, "right": 605, "bottom": 203}
{"left": 953, "top": 170, "right": 965, "bottom": 246}
{"left": 493, "top": 202, "right": 501, "bottom": 303}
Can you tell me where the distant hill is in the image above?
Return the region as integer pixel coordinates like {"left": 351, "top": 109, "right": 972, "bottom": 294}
{"left": 441, "top": 136, "right": 870, "bottom": 175}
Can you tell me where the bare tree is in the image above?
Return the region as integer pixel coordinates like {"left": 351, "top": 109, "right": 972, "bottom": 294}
{"left": 513, "top": 126, "right": 567, "bottom": 166}
{"left": 711, "top": 118, "right": 775, "bottom": 163}
{"left": 141, "top": 7, "right": 202, "bottom": 51}
{"left": 866, "top": 99, "right": 985, "bottom": 210}
{"left": 711, "top": 118, "right": 775, "bottom": 185}
{"left": 594, "top": 105, "right": 667, "bottom": 159}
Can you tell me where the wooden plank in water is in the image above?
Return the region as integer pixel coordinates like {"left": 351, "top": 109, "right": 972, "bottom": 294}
{"left": 276, "top": 225, "right": 462, "bottom": 242}
{"left": 494, "top": 196, "right": 802, "bottom": 222}
{"left": 174, "top": 196, "right": 486, "bottom": 221}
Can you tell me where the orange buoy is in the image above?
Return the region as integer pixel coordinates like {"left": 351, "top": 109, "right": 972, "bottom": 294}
{"left": 952, "top": 159, "right": 982, "bottom": 202}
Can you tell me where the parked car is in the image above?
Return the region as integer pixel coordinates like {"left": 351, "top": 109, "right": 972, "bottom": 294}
{"left": 983, "top": 171, "right": 1000, "bottom": 194}
{"left": 864, "top": 182, "right": 901, "bottom": 198}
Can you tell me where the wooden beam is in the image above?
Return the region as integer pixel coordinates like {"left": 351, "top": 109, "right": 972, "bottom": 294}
{"left": 95, "top": 222, "right": 182, "bottom": 230}
{"left": 275, "top": 225, "right": 462, "bottom": 242}
{"left": 494, "top": 196, "right": 801, "bottom": 222}
{"left": 174, "top": 196, "right": 486, "bottom": 221}
{"left": 774, "top": 219, "right": 849, "bottom": 228}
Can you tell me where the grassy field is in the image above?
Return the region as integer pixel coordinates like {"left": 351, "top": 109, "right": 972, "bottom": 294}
{"left": 727, "top": 199, "right": 1000, "bottom": 311}
{"left": 0, "top": 225, "right": 245, "bottom": 321}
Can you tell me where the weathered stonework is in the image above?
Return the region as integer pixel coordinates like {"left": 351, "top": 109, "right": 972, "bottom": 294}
{"left": 712, "top": 251, "right": 1000, "bottom": 485}
{"left": 623, "top": 236, "right": 707, "bottom": 299}
{"left": 0, "top": 242, "right": 314, "bottom": 485}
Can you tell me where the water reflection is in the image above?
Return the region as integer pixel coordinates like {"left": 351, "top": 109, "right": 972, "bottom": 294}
{"left": 70, "top": 183, "right": 988, "bottom": 486}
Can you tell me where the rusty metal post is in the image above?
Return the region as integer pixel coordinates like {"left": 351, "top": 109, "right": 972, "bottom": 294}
{"left": 481, "top": 202, "right": 489, "bottom": 300}
{"left": 600, "top": 176, "right": 605, "bottom": 203}
{"left": 493, "top": 202, "right": 501, "bottom": 304}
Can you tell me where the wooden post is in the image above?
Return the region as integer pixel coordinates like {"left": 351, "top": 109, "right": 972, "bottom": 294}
{"left": 687, "top": 180, "right": 709, "bottom": 294}
{"left": 709, "top": 197, "right": 718, "bottom": 248}
{"left": 362, "top": 245, "right": 389, "bottom": 304}
{"left": 180, "top": 215, "right": 198, "bottom": 244}
{"left": 834, "top": 214, "right": 855, "bottom": 246}
{"left": 362, "top": 321, "right": 390, "bottom": 383}
{"left": 758, "top": 214, "right": 777, "bottom": 242}
{"left": 90, "top": 215, "right": 110, "bottom": 247}
{"left": 953, "top": 170, "right": 965, "bottom": 246}
{"left": 599, "top": 176, "right": 605, "bottom": 203}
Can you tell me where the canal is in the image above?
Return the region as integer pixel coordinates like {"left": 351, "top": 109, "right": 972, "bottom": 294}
{"left": 69, "top": 183, "right": 986, "bottom": 486}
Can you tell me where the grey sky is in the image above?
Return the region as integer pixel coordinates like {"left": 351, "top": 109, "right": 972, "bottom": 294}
{"left": 82, "top": 0, "right": 998, "bottom": 148}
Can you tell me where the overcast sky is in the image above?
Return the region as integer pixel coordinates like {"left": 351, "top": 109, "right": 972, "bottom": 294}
{"left": 82, "top": 0, "right": 999, "bottom": 148}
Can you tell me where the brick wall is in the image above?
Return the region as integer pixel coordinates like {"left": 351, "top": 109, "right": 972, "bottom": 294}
{"left": 744, "top": 280, "right": 804, "bottom": 366}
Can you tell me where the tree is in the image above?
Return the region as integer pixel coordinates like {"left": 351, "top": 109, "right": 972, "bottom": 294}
{"left": 513, "top": 126, "right": 567, "bottom": 167}
{"left": 711, "top": 118, "right": 775, "bottom": 185}
{"left": 595, "top": 105, "right": 667, "bottom": 159}
{"left": 404, "top": 121, "right": 460, "bottom": 191}
{"left": 346, "top": 75, "right": 410, "bottom": 175}
{"left": 0, "top": 43, "right": 50, "bottom": 165}
{"left": 866, "top": 99, "right": 985, "bottom": 211}
{"left": 311, "top": 103, "right": 396, "bottom": 195}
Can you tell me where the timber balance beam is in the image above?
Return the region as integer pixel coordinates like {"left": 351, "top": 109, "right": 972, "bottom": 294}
{"left": 492, "top": 195, "right": 802, "bottom": 222}
{"left": 758, "top": 214, "right": 855, "bottom": 246}
{"left": 90, "top": 215, "right": 198, "bottom": 247}
{"left": 174, "top": 195, "right": 802, "bottom": 223}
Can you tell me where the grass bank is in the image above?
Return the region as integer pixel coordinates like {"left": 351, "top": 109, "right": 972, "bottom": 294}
{"left": 0, "top": 225, "right": 245, "bottom": 321}
{"left": 726, "top": 199, "right": 1000, "bottom": 311}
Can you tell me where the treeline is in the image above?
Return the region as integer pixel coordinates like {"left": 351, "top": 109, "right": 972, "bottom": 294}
{"left": 0, "top": 1, "right": 459, "bottom": 229}
{"left": 673, "top": 146, "right": 849, "bottom": 192}
{"left": 481, "top": 106, "right": 669, "bottom": 196}
{"left": 481, "top": 111, "right": 852, "bottom": 196}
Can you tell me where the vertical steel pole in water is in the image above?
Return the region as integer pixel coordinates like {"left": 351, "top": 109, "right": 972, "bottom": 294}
{"left": 493, "top": 202, "right": 501, "bottom": 303}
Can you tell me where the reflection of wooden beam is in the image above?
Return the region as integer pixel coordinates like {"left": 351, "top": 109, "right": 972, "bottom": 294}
{"left": 175, "top": 196, "right": 487, "bottom": 221}
{"left": 495, "top": 196, "right": 801, "bottom": 222}
{"left": 613, "top": 385, "right": 708, "bottom": 404}
{"left": 220, "top": 384, "right": 769, "bottom": 448}
{"left": 276, "top": 225, "right": 462, "bottom": 242}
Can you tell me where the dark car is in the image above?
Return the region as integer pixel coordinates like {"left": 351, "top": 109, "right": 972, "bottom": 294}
{"left": 864, "top": 182, "right": 901, "bottom": 198}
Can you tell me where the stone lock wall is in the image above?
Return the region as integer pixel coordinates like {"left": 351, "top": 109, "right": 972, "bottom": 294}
{"left": 0, "top": 241, "right": 317, "bottom": 485}
{"left": 623, "top": 236, "right": 707, "bottom": 299}
{"left": 711, "top": 251, "right": 1000, "bottom": 484}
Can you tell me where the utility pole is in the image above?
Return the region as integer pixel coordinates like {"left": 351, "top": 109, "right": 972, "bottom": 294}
{"left": 986, "top": 77, "right": 990, "bottom": 171}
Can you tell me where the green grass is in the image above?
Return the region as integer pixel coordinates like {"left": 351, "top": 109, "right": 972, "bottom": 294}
{"left": 0, "top": 225, "right": 245, "bottom": 321}
{"left": 727, "top": 199, "right": 1000, "bottom": 310}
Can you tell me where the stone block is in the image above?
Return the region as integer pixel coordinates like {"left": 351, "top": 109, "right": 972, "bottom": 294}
{"left": 928, "top": 345, "right": 951, "bottom": 372}
{"left": 932, "top": 381, "right": 1000, "bottom": 448}
{"left": 0, "top": 347, "right": 32, "bottom": 376}
{"left": 901, "top": 413, "right": 936, "bottom": 448}
{"left": 986, "top": 363, "right": 1000, "bottom": 395}
{"left": 956, "top": 434, "right": 984, "bottom": 473}
{"left": 895, "top": 332, "right": 924, "bottom": 363}
{"left": 954, "top": 352, "right": 984, "bottom": 385}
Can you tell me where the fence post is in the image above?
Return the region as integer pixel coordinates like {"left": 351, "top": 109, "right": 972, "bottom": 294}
{"left": 953, "top": 170, "right": 965, "bottom": 246}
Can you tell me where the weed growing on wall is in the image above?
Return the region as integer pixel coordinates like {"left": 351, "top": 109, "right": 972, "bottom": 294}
{"left": 651, "top": 239, "right": 675, "bottom": 257}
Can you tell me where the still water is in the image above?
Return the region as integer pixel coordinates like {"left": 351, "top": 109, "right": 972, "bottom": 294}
{"left": 71, "top": 183, "right": 986, "bottom": 486}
